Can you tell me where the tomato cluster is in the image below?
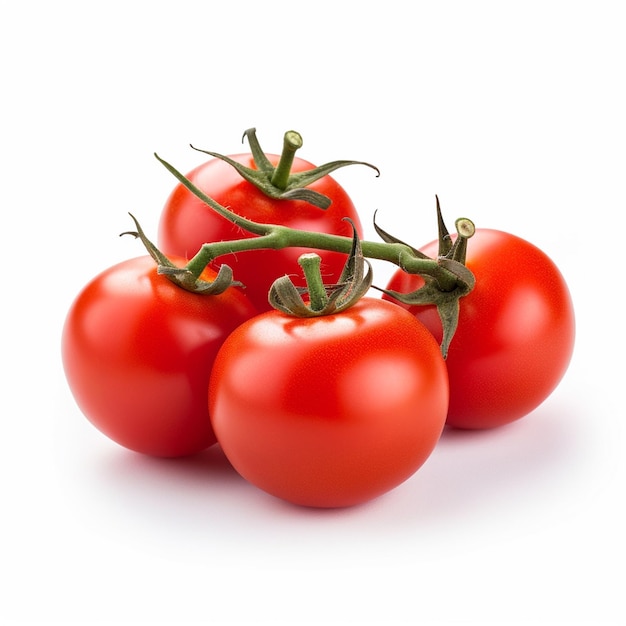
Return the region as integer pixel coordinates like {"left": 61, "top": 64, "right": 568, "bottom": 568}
{"left": 62, "top": 129, "right": 575, "bottom": 509}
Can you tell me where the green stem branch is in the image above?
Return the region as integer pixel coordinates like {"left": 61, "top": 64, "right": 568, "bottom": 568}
{"left": 154, "top": 152, "right": 464, "bottom": 291}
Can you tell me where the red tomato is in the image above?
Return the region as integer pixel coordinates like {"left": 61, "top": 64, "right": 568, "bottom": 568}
{"left": 62, "top": 255, "right": 258, "bottom": 457}
{"left": 384, "top": 229, "right": 575, "bottom": 429}
{"left": 157, "top": 153, "right": 363, "bottom": 312}
{"left": 208, "top": 298, "right": 449, "bottom": 508}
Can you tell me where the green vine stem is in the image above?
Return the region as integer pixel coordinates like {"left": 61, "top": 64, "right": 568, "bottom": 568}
{"left": 150, "top": 152, "right": 476, "bottom": 356}
{"left": 154, "top": 152, "right": 473, "bottom": 291}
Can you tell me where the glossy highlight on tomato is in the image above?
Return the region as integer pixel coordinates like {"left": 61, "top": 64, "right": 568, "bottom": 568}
{"left": 384, "top": 229, "right": 575, "bottom": 429}
{"left": 208, "top": 298, "right": 449, "bottom": 508}
{"left": 62, "top": 255, "right": 258, "bottom": 457}
{"left": 158, "top": 153, "right": 363, "bottom": 311}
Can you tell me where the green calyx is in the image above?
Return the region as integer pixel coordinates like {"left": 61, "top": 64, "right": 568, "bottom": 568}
{"left": 269, "top": 219, "right": 373, "bottom": 317}
{"left": 121, "top": 214, "right": 241, "bottom": 295}
{"left": 373, "top": 196, "right": 476, "bottom": 358}
{"left": 190, "top": 128, "right": 380, "bottom": 210}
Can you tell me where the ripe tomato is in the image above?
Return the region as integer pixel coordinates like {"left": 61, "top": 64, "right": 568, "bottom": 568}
{"left": 62, "top": 255, "right": 258, "bottom": 457}
{"left": 384, "top": 229, "right": 575, "bottom": 429}
{"left": 157, "top": 153, "right": 364, "bottom": 312}
{"left": 208, "top": 298, "right": 449, "bottom": 508}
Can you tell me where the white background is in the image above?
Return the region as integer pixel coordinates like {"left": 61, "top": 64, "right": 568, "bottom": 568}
{"left": 2, "top": 1, "right": 624, "bottom": 624}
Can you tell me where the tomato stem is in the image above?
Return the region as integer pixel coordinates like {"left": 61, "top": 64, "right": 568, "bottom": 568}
{"left": 151, "top": 151, "right": 477, "bottom": 355}
{"left": 155, "top": 152, "right": 470, "bottom": 292}
{"left": 270, "top": 131, "right": 303, "bottom": 190}
{"left": 298, "top": 253, "right": 328, "bottom": 311}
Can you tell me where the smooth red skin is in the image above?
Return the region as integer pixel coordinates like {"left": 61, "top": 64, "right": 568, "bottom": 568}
{"left": 384, "top": 229, "right": 575, "bottom": 429}
{"left": 208, "top": 298, "right": 449, "bottom": 508}
{"left": 62, "top": 255, "right": 259, "bottom": 457}
{"left": 157, "top": 153, "right": 363, "bottom": 312}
